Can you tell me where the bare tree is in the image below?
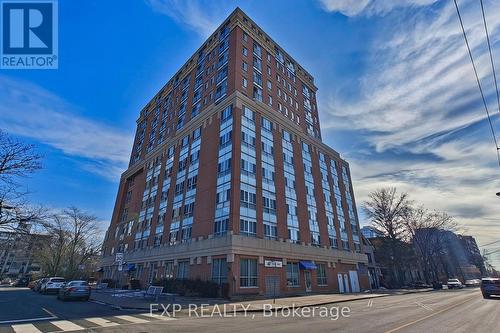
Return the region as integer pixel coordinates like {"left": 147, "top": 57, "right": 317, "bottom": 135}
{"left": 405, "top": 207, "right": 457, "bottom": 283}
{"left": 36, "top": 208, "right": 103, "bottom": 279}
{"left": 64, "top": 207, "right": 102, "bottom": 279}
{"left": 37, "top": 214, "right": 68, "bottom": 276}
{"left": 363, "top": 187, "right": 412, "bottom": 287}
{"left": 0, "top": 130, "right": 43, "bottom": 231}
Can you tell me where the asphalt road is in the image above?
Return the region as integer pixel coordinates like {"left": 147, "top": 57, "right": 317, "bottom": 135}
{"left": 0, "top": 287, "right": 498, "bottom": 333}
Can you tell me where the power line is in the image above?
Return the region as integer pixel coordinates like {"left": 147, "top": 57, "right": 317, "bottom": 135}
{"left": 484, "top": 248, "right": 500, "bottom": 256}
{"left": 480, "top": 0, "right": 500, "bottom": 115}
{"left": 453, "top": 0, "right": 500, "bottom": 167}
{"left": 481, "top": 239, "right": 500, "bottom": 247}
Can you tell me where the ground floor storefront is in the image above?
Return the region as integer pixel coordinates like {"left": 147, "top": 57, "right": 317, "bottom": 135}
{"left": 100, "top": 234, "right": 369, "bottom": 297}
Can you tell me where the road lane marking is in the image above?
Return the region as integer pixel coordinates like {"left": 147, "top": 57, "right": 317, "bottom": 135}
{"left": 50, "top": 320, "right": 85, "bottom": 331}
{"left": 114, "top": 315, "right": 149, "bottom": 323}
{"left": 0, "top": 316, "right": 57, "bottom": 325}
{"left": 85, "top": 317, "right": 120, "bottom": 327}
{"left": 139, "top": 313, "right": 177, "bottom": 321}
{"left": 42, "top": 308, "right": 57, "bottom": 318}
{"left": 384, "top": 295, "right": 477, "bottom": 333}
{"left": 11, "top": 324, "right": 43, "bottom": 333}
{"left": 414, "top": 301, "right": 433, "bottom": 311}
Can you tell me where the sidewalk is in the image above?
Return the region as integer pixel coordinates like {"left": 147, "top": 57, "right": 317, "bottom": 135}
{"left": 228, "top": 288, "right": 434, "bottom": 312}
{"left": 90, "top": 288, "right": 434, "bottom": 311}
{"left": 90, "top": 289, "right": 229, "bottom": 310}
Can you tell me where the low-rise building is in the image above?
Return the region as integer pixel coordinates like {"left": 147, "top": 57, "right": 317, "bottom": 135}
{"left": 0, "top": 231, "right": 48, "bottom": 279}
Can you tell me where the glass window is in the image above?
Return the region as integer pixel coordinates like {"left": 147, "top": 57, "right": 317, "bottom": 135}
{"left": 240, "top": 258, "right": 258, "bottom": 287}
{"left": 286, "top": 263, "right": 299, "bottom": 287}
{"left": 212, "top": 258, "right": 228, "bottom": 284}
{"left": 317, "top": 264, "right": 327, "bottom": 285}
{"left": 176, "top": 261, "right": 189, "bottom": 279}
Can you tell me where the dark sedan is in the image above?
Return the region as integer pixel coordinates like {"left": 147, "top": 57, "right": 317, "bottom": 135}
{"left": 481, "top": 278, "right": 500, "bottom": 299}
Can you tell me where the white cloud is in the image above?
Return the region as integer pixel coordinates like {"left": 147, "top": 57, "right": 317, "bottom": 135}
{"left": 0, "top": 76, "right": 133, "bottom": 181}
{"left": 145, "top": 0, "right": 234, "bottom": 37}
{"left": 317, "top": 0, "right": 500, "bottom": 267}
{"left": 318, "top": 0, "right": 438, "bottom": 17}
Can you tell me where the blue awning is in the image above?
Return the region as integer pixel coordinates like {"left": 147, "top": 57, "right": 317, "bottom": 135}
{"left": 299, "top": 261, "right": 317, "bottom": 270}
{"left": 127, "top": 263, "right": 136, "bottom": 271}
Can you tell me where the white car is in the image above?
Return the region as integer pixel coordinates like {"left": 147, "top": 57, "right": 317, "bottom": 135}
{"left": 40, "top": 277, "right": 66, "bottom": 294}
{"left": 447, "top": 278, "right": 464, "bottom": 289}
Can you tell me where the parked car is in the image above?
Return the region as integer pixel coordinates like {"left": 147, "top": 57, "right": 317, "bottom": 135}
{"left": 34, "top": 278, "right": 48, "bottom": 292}
{"left": 447, "top": 278, "right": 464, "bottom": 289}
{"left": 13, "top": 277, "right": 30, "bottom": 287}
{"left": 481, "top": 277, "right": 500, "bottom": 299}
{"left": 40, "top": 277, "right": 65, "bottom": 294}
{"left": 464, "top": 279, "right": 481, "bottom": 287}
{"left": 57, "top": 281, "right": 91, "bottom": 301}
{"left": 28, "top": 279, "right": 38, "bottom": 289}
{"left": 1, "top": 278, "right": 12, "bottom": 285}
{"left": 411, "top": 281, "right": 432, "bottom": 289}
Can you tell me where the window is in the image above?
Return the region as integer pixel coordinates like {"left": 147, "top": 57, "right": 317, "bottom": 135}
{"left": 221, "top": 105, "right": 232, "bottom": 123}
{"left": 261, "top": 193, "right": 276, "bottom": 212}
{"left": 264, "top": 223, "right": 277, "bottom": 240}
{"left": 243, "top": 32, "right": 248, "bottom": 42}
{"left": 240, "top": 218, "right": 256, "bottom": 236}
{"left": 242, "top": 47, "right": 248, "bottom": 56}
{"left": 183, "top": 202, "right": 195, "bottom": 217}
{"left": 212, "top": 258, "right": 228, "bottom": 284}
{"left": 267, "top": 80, "right": 272, "bottom": 91}
{"left": 214, "top": 218, "right": 228, "bottom": 235}
{"left": 240, "top": 189, "right": 256, "bottom": 209}
{"left": 253, "top": 57, "right": 262, "bottom": 72}
{"left": 253, "top": 71, "right": 262, "bottom": 87}
{"left": 242, "top": 77, "right": 248, "bottom": 88}
{"left": 240, "top": 259, "right": 258, "bottom": 287}
{"left": 181, "top": 226, "right": 192, "bottom": 241}
{"left": 219, "top": 130, "right": 232, "bottom": 148}
{"left": 217, "top": 157, "right": 231, "bottom": 176}
{"left": 317, "top": 264, "right": 327, "bottom": 285}
{"left": 286, "top": 263, "right": 299, "bottom": 286}
{"left": 253, "top": 86, "right": 263, "bottom": 102}
{"left": 242, "top": 61, "right": 248, "bottom": 72}
{"left": 177, "top": 261, "right": 189, "bottom": 279}
{"left": 193, "top": 127, "right": 201, "bottom": 140}
{"left": 253, "top": 42, "right": 262, "bottom": 58}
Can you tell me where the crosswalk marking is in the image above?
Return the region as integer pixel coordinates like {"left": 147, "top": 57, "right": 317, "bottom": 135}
{"left": 9, "top": 313, "right": 177, "bottom": 332}
{"left": 114, "top": 315, "right": 149, "bottom": 323}
{"left": 84, "top": 317, "right": 120, "bottom": 327}
{"left": 11, "top": 324, "right": 43, "bottom": 333}
{"left": 50, "top": 320, "right": 85, "bottom": 331}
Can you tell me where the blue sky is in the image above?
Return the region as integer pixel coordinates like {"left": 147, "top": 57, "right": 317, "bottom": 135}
{"left": 1, "top": 0, "right": 499, "bottom": 267}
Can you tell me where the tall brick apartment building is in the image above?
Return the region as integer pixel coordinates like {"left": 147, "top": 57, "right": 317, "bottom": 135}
{"left": 101, "top": 8, "right": 369, "bottom": 297}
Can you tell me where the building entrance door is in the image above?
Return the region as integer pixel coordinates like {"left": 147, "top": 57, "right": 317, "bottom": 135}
{"left": 338, "top": 273, "right": 345, "bottom": 293}
{"left": 265, "top": 275, "right": 280, "bottom": 298}
{"left": 349, "top": 270, "right": 360, "bottom": 292}
{"left": 305, "top": 270, "right": 312, "bottom": 292}
{"left": 343, "top": 273, "right": 350, "bottom": 293}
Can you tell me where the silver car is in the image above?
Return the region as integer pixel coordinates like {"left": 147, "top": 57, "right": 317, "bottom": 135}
{"left": 41, "top": 277, "right": 65, "bottom": 294}
{"left": 57, "top": 280, "right": 91, "bottom": 301}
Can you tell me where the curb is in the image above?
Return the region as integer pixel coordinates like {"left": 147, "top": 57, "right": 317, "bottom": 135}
{"left": 89, "top": 299, "right": 151, "bottom": 311}
{"left": 233, "top": 289, "right": 437, "bottom": 313}
{"left": 89, "top": 288, "right": 437, "bottom": 313}
{"left": 233, "top": 294, "right": 389, "bottom": 313}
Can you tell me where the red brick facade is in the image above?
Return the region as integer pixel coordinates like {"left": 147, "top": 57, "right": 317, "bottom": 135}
{"left": 101, "top": 8, "right": 369, "bottom": 297}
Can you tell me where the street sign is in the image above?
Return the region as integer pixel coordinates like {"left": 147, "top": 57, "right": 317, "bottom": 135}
{"left": 264, "top": 260, "right": 283, "bottom": 268}
{"left": 117, "top": 264, "right": 123, "bottom": 272}
{"left": 115, "top": 253, "right": 124, "bottom": 265}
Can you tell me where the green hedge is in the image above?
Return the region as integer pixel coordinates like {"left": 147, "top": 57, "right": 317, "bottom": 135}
{"left": 153, "top": 278, "right": 229, "bottom": 298}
